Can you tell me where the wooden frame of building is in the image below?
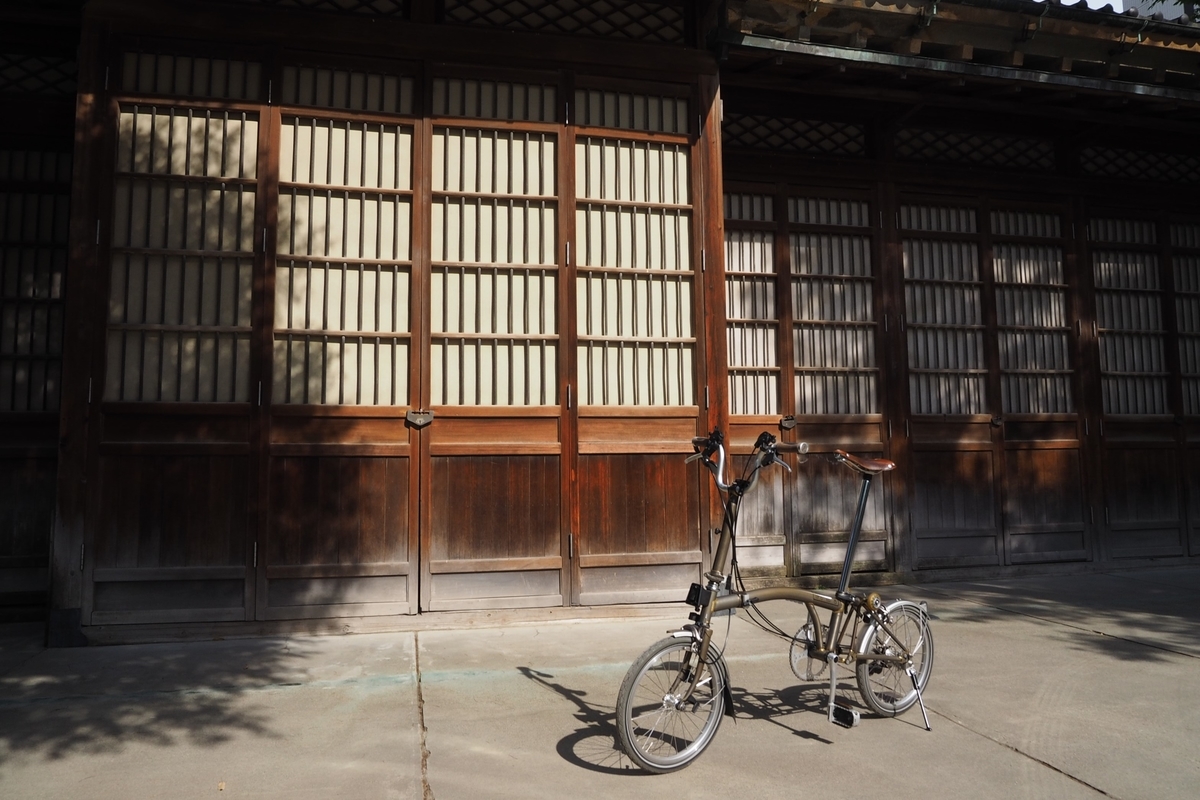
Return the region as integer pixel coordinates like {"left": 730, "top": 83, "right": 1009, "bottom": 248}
{"left": 1, "top": 0, "right": 1197, "bottom": 643}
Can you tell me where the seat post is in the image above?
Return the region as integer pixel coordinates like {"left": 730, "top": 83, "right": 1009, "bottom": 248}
{"left": 836, "top": 473, "right": 874, "bottom": 598}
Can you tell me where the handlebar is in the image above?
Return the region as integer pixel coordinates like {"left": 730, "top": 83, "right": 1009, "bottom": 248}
{"left": 688, "top": 430, "right": 809, "bottom": 494}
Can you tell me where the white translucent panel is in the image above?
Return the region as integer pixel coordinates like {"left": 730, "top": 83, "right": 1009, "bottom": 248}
{"left": 433, "top": 128, "right": 556, "bottom": 196}
{"left": 990, "top": 211, "right": 1061, "bottom": 239}
{"left": 112, "top": 180, "right": 257, "bottom": 253}
{"left": 574, "top": 138, "right": 689, "bottom": 204}
{"left": 1093, "top": 251, "right": 1160, "bottom": 291}
{"left": 790, "top": 234, "right": 871, "bottom": 277}
{"left": 1089, "top": 218, "right": 1156, "bottom": 245}
{"left": 278, "top": 191, "right": 411, "bottom": 261}
{"left": 275, "top": 261, "right": 410, "bottom": 334}
{"left": 1170, "top": 223, "right": 1200, "bottom": 250}
{"left": 796, "top": 372, "right": 877, "bottom": 415}
{"left": 0, "top": 302, "right": 63, "bottom": 359}
{"left": 902, "top": 240, "right": 979, "bottom": 282}
{"left": 280, "top": 118, "right": 412, "bottom": 190}
{"left": 794, "top": 325, "right": 875, "bottom": 369}
{"left": 122, "top": 53, "right": 262, "bottom": 101}
{"left": 1176, "top": 255, "right": 1200, "bottom": 295}
{"left": 725, "top": 231, "right": 773, "bottom": 274}
{"left": 724, "top": 194, "right": 773, "bottom": 222}
{"left": 727, "top": 323, "right": 777, "bottom": 368}
{"left": 431, "top": 267, "right": 555, "bottom": 336}
{"left": 789, "top": 197, "right": 869, "bottom": 227}
{"left": 999, "top": 330, "right": 1071, "bottom": 372}
{"left": 281, "top": 66, "right": 413, "bottom": 114}
{"left": 0, "top": 191, "right": 72, "bottom": 245}
{"left": 430, "top": 337, "right": 556, "bottom": 406}
{"left": 904, "top": 283, "right": 981, "bottom": 326}
{"left": 575, "top": 205, "right": 691, "bottom": 270}
{"left": 1002, "top": 374, "right": 1073, "bottom": 415}
{"left": 108, "top": 255, "right": 253, "bottom": 327}
{"left": 899, "top": 205, "right": 976, "bottom": 233}
{"left": 432, "top": 199, "right": 556, "bottom": 265}
{"left": 905, "top": 327, "right": 985, "bottom": 371}
{"left": 996, "top": 286, "right": 1067, "bottom": 328}
{"left": 0, "top": 150, "right": 73, "bottom": 182}
{"left": 729, "top": 370, "right": 779, "bottom": 416}
{"left": 433, "top": 78, "right": 556, "bottom": 122}
{"left": 574, "top": 89, "right": 688, "bottom": 134}
{"left": 993, "top": 244, "right": 1064, "bottom": 285}
{"left": 908, "top": 372, "right": 986, "bottom": 416}
{"left": 1102, "top": 375, "right": 1168, "bottom": 416}
{"left": 0, "top": 356, "right": 61, "bottom": 412}
{"left": 576, "top": 272, "right": 693, "bottom": 339}
{"left": 726, "top": 275, "right": 775, "bottom": 321}
{"left": 116, "top": 108, "right": 258, "bottom": 179}
{"left": 793, "top": 277, "right": 873, "bottom": 323}
{"left": 272, "top": 334, "right": 409, "bottom": 406}
{"left": 105, "top": 329, "right": 250, "bottom": 402}
{"left": 576, "top": 341, "right": 694, "bottom": 406}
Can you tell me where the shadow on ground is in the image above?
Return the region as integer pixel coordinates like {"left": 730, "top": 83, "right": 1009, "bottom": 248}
{"left": 0, "top": 629, "right": 308, "bottom": 764}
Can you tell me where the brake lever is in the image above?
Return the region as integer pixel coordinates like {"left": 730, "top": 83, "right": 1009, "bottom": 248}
{"left": 684, "top": 451, "right": 705, "bottom": 464}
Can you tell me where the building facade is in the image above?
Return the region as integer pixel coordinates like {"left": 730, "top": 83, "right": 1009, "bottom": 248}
{"left": 1, "top": 0, "right": 1198, "bottom": 642}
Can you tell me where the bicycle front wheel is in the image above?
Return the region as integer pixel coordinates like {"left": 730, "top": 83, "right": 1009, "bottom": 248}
{"left": 616, "top": 636, "right": 727, "bottom": 773}
{"left": 855, "top": 600, "right": 933, "bottom": 717}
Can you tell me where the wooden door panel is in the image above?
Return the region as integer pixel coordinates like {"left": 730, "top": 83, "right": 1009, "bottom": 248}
{"left": 577, "top": 451, "right": 701, "bottom": 604}
{"left": 1004, "top": 446, "right": 1088, "bottom": 563}
{"left": 90, "top": 451, "right": 251, "bottom": 624}
{"left": 910, "top": 447, "right": 1000, "bottom": 568}
{"left": 1188, "top": 439, "right": 1200, "bottom": 556}
{"left": 790, "top": 433, "right": 890, "bottom": 576}
{"left": 427, "top": 452, "right": 562, "bottom": 610}
{"left": 264, "top": 454, "right": 412, "bottom": 618}
{"left": 0, "top": 439, "right": 57, "bottom": 613}
{"left": 1102, "top": 445, "right": 1184, "bottom": 558}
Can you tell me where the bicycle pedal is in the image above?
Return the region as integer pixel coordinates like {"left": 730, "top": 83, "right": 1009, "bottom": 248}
{"left": 830, "top": 702, "right": 860, "bottom": 729}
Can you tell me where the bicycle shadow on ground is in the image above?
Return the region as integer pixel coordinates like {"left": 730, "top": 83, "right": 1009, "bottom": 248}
{"left": 516, "top": 666, "right": 642, "bottom": 775}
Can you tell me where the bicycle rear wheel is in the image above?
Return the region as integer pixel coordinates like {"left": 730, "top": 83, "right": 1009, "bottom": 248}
{"left": 616, "top": 636, "right": 727, "bottom": 773}
{"left": 855, "top": 600, "right": 933, "bottom": 717}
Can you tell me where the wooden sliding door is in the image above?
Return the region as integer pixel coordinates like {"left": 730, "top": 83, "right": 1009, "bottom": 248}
{"left": 572, "top": 86, "right": 704, "bottom": 604}
{"left": 421, "top": 75, "right": 566, "bottom": 611}
{"left": 263, "top": 64, "right": 420, "bottom": 618}
{"left": 88, "top": 55, "right": 263, "bottom": 624}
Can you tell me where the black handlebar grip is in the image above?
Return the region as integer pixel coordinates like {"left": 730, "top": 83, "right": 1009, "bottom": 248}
{"left": 775, "top": 441, "right": 811, "bottom": 455}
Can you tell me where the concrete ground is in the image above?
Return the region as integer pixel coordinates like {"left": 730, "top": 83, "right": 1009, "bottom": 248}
{"left": 1, "top": 566, "right": 1198, "bottom": 799}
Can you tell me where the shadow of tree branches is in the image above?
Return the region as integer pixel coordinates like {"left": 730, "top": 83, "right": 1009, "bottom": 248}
{"left": 0, "top": 629, "right": 309, "bottom": 764}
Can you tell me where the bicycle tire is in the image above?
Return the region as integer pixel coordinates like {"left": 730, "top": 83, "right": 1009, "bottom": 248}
{"left": 616, "top": 636, "right": 727, "bottom": 773}
{"left": 855, "top": 600, "right": 933, "bottom": 717}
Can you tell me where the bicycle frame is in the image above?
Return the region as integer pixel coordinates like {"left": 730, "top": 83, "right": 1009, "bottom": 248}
{"left": 679, "top": 440, "right": 923, "bottom": 723}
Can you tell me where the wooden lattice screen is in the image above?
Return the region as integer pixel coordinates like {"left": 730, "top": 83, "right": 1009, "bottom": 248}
{"left": 1090, "top": 218, "right": 1168, "bottom": 416}
{"left": 0, "top": 150, "right": 71, "bottom": 412}
{"left": 790, "top": 197, "right": 876, "bottom": 415}
{"left": 901, "top": 205, "right": 986, "bottom": 415}
{"left": 723, "top": 193, "right": 777, "bottom": 415}
{"left": 430, "top": 126, "right": 558, "bottom": 405}
{"left": 1171, "top": 223, "right": 1200, "bottom": 416}
{"left": 274, "top": 116, "right": 414, "bottom": 405}
{"left": 105, "top": 105, "right": 258, "bottom": 402}
{"left": 992, "top": 211, "right": 1073, "bottom": 414}
{"left": 575, "top": 134, "right": 693, "bottom": 405}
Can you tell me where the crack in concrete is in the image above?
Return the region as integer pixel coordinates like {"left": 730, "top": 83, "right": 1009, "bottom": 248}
{"left": 930, "top": 707, "right": 1116, "bottom": 798}
{"left": 414, "top": 631, "right": 434, "bottom": 800}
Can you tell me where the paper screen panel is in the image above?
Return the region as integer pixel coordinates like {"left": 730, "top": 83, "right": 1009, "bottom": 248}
{"left": 791, "top": 231, "right": 876, "bottom": 415}
{"left": 1173, "top": 223, "right": 1200, "bottom": 415}
{"left": 122, "top": 53, "right": 261, "bottom": 101}
{"left": 433, "top": 78, "right": 556, "bottom": 122}
{"left": 724, "top": 226, "right": 777, "bottom": 415}
{"left": 991, "top": 215, "right": 1073, "bottom": 414}
{"left": 573, "top": 89, "right": 687, "bottom": 134}
{"left": 431, "top": 127, "right": 558, "bottom": 406}
{"left": 281, "top": 66, "right": 413, "bottom": 114}
{"left": 0, "top": 150, "right": 71, "bottom": 411}
{"left": 901, "top": 206, "right": 984, "bottom": 415}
